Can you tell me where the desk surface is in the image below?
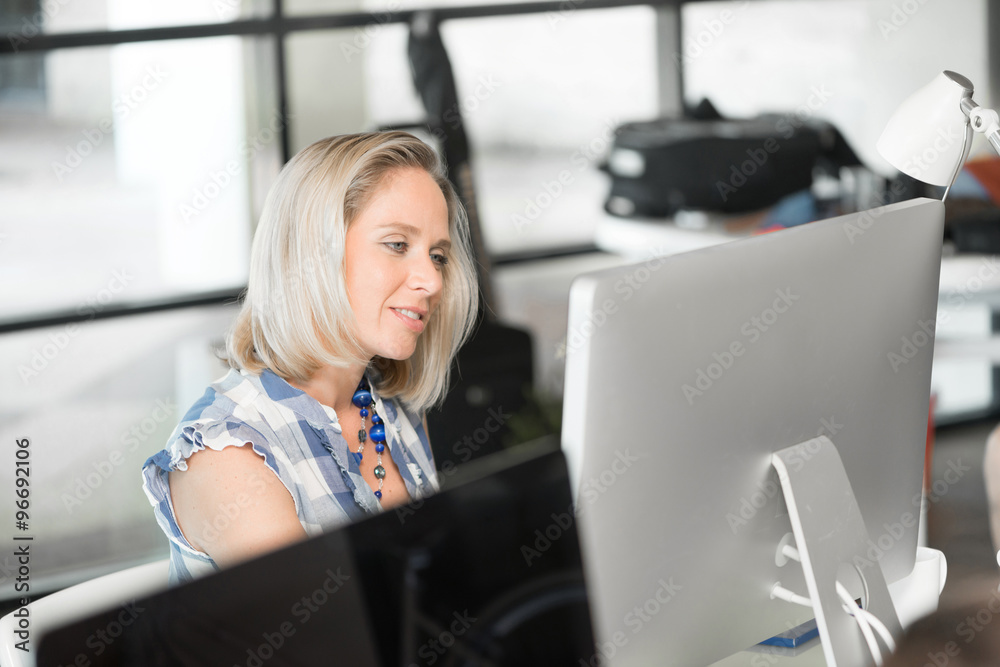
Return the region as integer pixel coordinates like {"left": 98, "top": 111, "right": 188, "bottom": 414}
{"left": 711, "top": 641, "right": 827, "bottom": 666}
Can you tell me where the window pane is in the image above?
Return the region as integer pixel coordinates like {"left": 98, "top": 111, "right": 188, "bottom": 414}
{"left": 680, "top": 0, "right": 988, "bottom": 172}
{"left": 286, "top": 0, "right": 534, "bottom": 14}
{"left": 448, "top": 9, "right": 657, "bottom": 256}
{"left": 289, "top": 8, "right": 658, "bottom": 256}
{"left": 0, "top": 303, "right": 237, "bottom": 590}
{"left": 286, "top": 28, "right": 372, "bottom": 151}
{"left": 0, "top": 36, "right": 282, "bottom": 322}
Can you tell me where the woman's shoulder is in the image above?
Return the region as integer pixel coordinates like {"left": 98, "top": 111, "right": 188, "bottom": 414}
{"left": 173, "top": 368, "right": 258, "bottom": 422}
{"left": 146, "top": 369, "right": 275, "bottom": 473}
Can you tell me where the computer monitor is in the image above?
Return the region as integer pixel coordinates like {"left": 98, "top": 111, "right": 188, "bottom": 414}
{"left": 36, "top": 441, "right": 597, "bottom": 666}
{"left": 561, "top": 198, "right": 944, "bottom": 665}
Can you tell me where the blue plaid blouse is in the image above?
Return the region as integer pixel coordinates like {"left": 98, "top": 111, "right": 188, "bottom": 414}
{"left": 141, "top": 368, "right": 438, "bottom": 585}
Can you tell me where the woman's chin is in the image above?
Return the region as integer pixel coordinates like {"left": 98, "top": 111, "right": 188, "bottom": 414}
{"left": 377, "top": 344, "right": 418, "bottom": 362}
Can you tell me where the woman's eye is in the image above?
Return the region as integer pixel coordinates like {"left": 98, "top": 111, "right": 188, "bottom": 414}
{"left": 385, "top": 241, "right": 408, "bottom": 253}
{"left": 431, "top": 253, "right": 449, "bottom": 267}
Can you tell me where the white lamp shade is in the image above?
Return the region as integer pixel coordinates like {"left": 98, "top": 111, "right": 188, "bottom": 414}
{"left": 876, "top": 71, "right": 973, "bottom": 187}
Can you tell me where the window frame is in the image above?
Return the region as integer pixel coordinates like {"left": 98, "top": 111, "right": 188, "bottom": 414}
{"left": 0, "top": 0, "right": 690, "bottom": 330}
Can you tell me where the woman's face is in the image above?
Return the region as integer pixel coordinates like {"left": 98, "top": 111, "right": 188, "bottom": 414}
{"left": 344, "top": 167, "right": 451, "bottom": 361}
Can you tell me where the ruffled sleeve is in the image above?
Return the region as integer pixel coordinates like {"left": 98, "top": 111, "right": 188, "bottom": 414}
{"left": 141, "top": 418, "right": 290, "bottom": 584}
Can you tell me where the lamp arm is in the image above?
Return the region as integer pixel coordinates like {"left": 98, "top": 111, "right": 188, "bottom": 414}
{"left": 963, "top": 98, "right": 1000, "bottom": 156}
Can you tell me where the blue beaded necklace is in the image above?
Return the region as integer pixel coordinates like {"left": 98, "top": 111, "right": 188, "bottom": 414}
{"left": 351, "top": 376, "right": 387, "bottom": 502}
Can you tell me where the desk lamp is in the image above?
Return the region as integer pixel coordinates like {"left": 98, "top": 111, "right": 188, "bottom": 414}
{"left": 877, "top": 70, "right": 1000, "bottom": 199}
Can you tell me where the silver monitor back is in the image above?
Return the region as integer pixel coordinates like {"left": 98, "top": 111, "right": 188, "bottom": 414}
{"left": 561, "top": 198, "right": 944, "bottom": 665}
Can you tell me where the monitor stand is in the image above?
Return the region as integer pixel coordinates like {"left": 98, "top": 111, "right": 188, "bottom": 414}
{"left": 771, "top": 436, "right": 903, "bottom": 666}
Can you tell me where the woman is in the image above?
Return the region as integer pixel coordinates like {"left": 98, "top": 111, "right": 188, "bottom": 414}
{"left": 142, "top": 132, "right": 480, "bottom": 585}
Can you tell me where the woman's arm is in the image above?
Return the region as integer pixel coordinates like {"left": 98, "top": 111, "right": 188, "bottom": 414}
{"left": 168, "top": 444, "right": 307, "bottom": 568}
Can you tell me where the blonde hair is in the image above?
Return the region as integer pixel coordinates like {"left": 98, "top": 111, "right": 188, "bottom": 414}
{"left": 225, "top": 131, "right": 480, "bottom": 412}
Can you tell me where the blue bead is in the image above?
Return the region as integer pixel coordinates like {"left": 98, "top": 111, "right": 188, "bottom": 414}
{"left": 369, "top": 423, "right": 386, "bottom": 444}
{"left": 360, "top": 408, "right": 368, "bottom": 418}
{"left": 352, "top": 389, "right": 372, "bottom": 408}
{"left": 375, "top": 490, "right": 382, "bottom": 499}
{"left": 375, "top": 443, "right": 385, "bottom": 453}
{"left": 371, "top": 413, "right": 382, "bottom": 424}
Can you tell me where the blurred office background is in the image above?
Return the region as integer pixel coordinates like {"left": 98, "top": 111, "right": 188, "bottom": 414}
{"left": 1, "top": 0, "right": 998, "bottom": 608}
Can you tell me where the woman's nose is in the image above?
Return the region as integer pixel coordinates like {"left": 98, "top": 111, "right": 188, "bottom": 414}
{"left": 408, "top": 254, "right": 443, "bottom": 295}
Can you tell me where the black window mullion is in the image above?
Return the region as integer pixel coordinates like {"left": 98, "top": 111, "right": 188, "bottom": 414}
{"left": 274, "top": 0, "right": 291, "bottom": 163}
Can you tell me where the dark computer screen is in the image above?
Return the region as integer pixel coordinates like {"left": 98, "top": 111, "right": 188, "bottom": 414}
{"left": 36, "top": 440, "right": 595, "bottom": 666}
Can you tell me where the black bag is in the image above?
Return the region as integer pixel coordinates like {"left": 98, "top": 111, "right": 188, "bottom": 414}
{"left": 603, "top": 114, "right": 861, "bottom": 218}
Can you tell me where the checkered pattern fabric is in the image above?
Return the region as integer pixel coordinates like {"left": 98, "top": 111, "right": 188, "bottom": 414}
{"left": 142, "top": 368, "right": 438, "bottom": 585}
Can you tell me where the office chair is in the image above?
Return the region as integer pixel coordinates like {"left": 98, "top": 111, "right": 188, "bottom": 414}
{"left": 0, "top": 558, "right": 168, "bottom": 667}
